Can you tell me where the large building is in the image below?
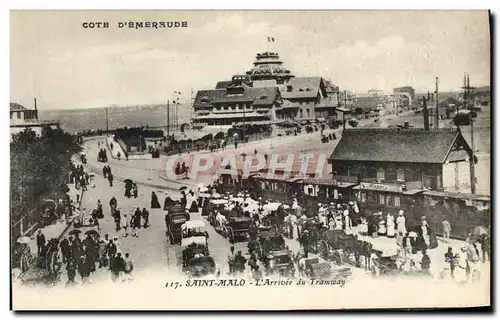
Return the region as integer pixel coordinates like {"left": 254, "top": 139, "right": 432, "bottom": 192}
{"left": 393, "top": 86, "right": 416, "bottom": 100}
{"left": 328, "top": 128, "right": 475, "bottom": 207}
{"left": 192, "top": 51, "right": 339, "bottom": 127}
{"left": 10, "top": 102, "right": 60, "bottom": 141}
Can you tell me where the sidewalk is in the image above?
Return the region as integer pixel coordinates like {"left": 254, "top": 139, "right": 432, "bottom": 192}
{"left": 17, "top": 184, "right": 84, "bottom": 282}
{"left": 83, "top": 137, "right": 202, "bottom": 191}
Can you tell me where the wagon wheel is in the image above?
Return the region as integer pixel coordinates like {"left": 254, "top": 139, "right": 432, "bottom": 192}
{"left": 332, "top": 250, "right": 343, "bottom": 265}
{"left": 319, "top": 240, "right": 329, "bottom": 259}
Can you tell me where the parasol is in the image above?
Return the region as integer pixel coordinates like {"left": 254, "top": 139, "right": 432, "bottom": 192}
{"left": 200, "top": 193, "right": 211, "bottom": 198}
{"left": 210, "top": 199, "right": 228, "bottom": 205}
{"left": 179, "top": 186, "right": 188, "bottom": 191}
{"left": 263, "top": 202, "right": 282, "bottom": 212}
{"left": 282, "top": 204, "right": 290, "bottom": 209}
{"left": 85, "top": 229, "right": 100, "bottom": 237}
{"left": 69, "top": 229, "right": 82, "bottom": 236}
{"left": 212, "top": 193, "right": 221, "bottom": 199}
{"left": 199, "top": 186, "right": 209, "bottom": 192}
{"left": 124, "top": 179, "right": 133, "bottom": 184}
{"left": 17, "top": 236, "right": 31, "bottom": 244}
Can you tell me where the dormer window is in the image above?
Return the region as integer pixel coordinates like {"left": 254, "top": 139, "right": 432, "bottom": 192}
{"left": 299, "top": 88, "right": 304, "bottom": 92}
{"left": 306, "top": 88, "right": 311, "bottom": 91}
{"left": 201, "top": 96, "right": 210, "bottom": 103}
{"left": 287, "top": 85, "right": 293, "bottom": 92}
{"left": 260, "top": 95, "right": 268, "bottom": 100}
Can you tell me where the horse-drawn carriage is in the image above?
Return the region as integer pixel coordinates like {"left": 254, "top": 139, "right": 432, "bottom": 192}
{"left": 248, "top": 226, "right": 286, "bottom": 261}
{"left": 181, "top": 238, "right": 216, "bottom": 278}
{"left": 165, "top": 206, "right": 190, "bottom": 245}
{"left": 296, "top": 256, "right": 352, "bottom": 280}
{"left": 370, "top": 247, "right": 431, "bottom": 279}
{"left": 318, "top": 229, "right": 358, "bottom": 265}
{"left": 181, "top": 220, "right": 209, "bottom": 240}
{"left": 267, "top": 250, "right": 296, "bottom": 277}
{"left": 222, "top": 211, "right": 253, "bottom": 243}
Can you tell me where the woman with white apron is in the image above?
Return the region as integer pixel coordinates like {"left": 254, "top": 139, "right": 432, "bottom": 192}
{"left": 343, "top": 209, "right": 352, "bottom": 233}
{"left": 377, "top": 213, "right": 387, "bottom": 236}
{"left": 386, "top": 213, "right": 396, "bottom": 238}
{"left": 396, "top": 210, "right": 407, "bottom": 236}
{"left": 334, "top": 214, "right": 343, "bottom": 230}
{"left": 421, "top": 217, "right": 430, "bottom": 247}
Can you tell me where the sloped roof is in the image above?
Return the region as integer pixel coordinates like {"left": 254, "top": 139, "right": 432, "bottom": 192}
{"left": 281, "top": 77, "right": 327, "bottom": 99}
{"left": 193, "top": 90, "right": 227, "bottom": 108}
{"left": 252, "top": 80, "right": 278, "bottom": 88}
{"left": 438, "top": 97, "right": 463, "bottom": 108}
{"left": 211, "top": 86, "right": 279, "bottom": 105}
{"left": 215, "top": 81, "right": 232, "bottom": 89}
{"left": 10, "top": 103, "right": 27, "bottom": 111}
{"left": 329, "top": 128, "right": 463, "bottom": 164}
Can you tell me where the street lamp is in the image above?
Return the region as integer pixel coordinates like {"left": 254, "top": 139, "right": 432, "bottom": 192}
{"left": 173, "top": 91, "right": 182, "bottom": 132}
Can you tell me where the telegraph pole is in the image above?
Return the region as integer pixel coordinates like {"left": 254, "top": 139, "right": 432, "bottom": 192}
{"left": 105, "top": 108, "right": 109, "bottom": 135}
{"left": 435, "top": 77, "right": 439, "bottom": 129}
{"left": 468, "top": 74, "right": 476, "bottom": 194}
{"left": 167, "top": 100, "right": 170, "bottom": 138}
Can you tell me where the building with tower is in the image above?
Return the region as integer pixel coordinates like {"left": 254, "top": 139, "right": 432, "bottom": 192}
{"left": 192, "top": 51, "right": 340, "bottom": 127}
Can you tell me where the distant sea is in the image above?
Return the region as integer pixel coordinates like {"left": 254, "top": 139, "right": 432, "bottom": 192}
{"left": 39, "top": 104, "right": 192, "bottom": 134}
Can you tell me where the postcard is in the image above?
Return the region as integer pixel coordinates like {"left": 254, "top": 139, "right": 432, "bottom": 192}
{"left": 10, "top": 10, "right": 491, "bottom": 310}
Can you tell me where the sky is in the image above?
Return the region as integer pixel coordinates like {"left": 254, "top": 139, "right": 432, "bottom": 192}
{"left": 10, "top": 10, "right": 490, "bottom": 110}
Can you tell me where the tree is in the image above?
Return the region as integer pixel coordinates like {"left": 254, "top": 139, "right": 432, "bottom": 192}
{"left": 10, "top": 127, "right": 81, "bottom": 239}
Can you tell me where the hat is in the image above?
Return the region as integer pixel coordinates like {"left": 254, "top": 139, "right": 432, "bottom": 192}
{"left": 398, "top": 210, "right": 404, "bottom": 215}
{"left": 348, "top": 201, "right": 354, "bottom": 205}
{"left": 421, "top": 216, "right": 427, "bottom": 220}
{"left": 330, "top": 202, "right": 334, "bottom": 206}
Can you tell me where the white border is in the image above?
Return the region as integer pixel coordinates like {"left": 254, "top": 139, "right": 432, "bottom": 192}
{"left": 2, "top": 1, "right": 497, "bottom": 319}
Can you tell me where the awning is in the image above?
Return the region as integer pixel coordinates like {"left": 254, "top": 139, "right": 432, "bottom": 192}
{"left": 402, "top": 189, "right": 426, "bottom": 195}
{"left": 286, "top": 177, "right": 304, "bottom": 183}
{"left": 353, "top": 182, "right": 404, "bottom": 193}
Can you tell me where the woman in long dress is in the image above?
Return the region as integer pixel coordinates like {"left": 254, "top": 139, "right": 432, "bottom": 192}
{"left": 386, "top": 213, "right": 395, "bottom": 238}
{"left": 151, "top": 192, "right": 161, "bottom": 209}
{"left": 421, "top": 217, "right": 430, "bottom": 247}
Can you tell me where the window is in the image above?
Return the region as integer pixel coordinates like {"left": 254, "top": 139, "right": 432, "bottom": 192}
{"left": 376, "top": 168, "right": 385, "bottom": 181}
{"left": 379, "top": 194, "right": 385, "bottom": 205}
{"left": 394, "top": 196, "right": 401, "bottom": 207}
{"left": 16, "top": 112, "right": 21, "bottom": 119}
{"left": 306, "top": 109, "right": 310, "bottom": 117}
{"left": 397, "top": 169, "right": 405, "bottom": 181}
{"left": 10, "top": 112, "right": 12, "bottom": 119}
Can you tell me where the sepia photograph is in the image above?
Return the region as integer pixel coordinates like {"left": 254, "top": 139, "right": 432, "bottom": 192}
{"left": 9, "top": 10, "right": 491, "bottom": 310}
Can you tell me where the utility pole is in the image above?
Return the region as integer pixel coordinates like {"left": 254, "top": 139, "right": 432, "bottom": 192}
{"left": 105, "top": 108, "right": 109, "bottom": 135}
{"left": 466, "top": 73, "right": 476, "bottom": 194}
{"left": 343, "top": 90, "right": 347, "bottom": 130}
{"left": 167, "top": 100, "right": 170, "bottom": 138}
{"left": 435, "top": 77, "right": 439, "bottom": 129}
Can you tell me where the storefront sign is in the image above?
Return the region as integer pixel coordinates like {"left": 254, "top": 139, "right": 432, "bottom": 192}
{"left": 359, "top": 182, "right": 403, "bottom": 193}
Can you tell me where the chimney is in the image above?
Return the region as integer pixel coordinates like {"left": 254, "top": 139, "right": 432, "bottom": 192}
{"left": 34, "top": 97, "right": 39, "bottom": 120}
{"left": 422, "top": 96, "right": 430, "bottom": 131}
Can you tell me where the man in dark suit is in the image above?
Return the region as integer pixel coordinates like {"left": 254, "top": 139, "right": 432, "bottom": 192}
{"left": 36, "top": 230, "right": 46, "bottom": 256}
